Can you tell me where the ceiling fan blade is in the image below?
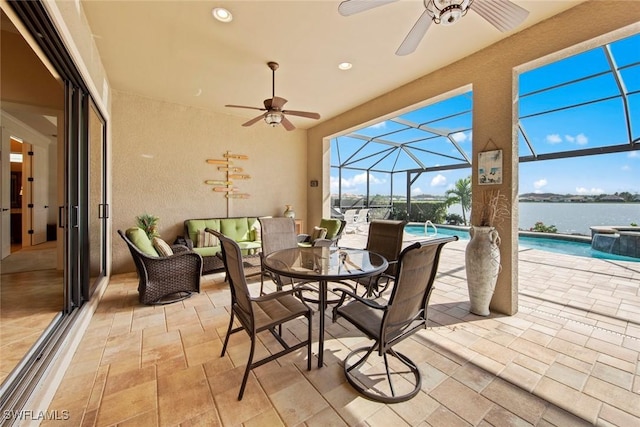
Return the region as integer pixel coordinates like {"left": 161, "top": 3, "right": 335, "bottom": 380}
{"left": 226, "top": 104, "right": 265, "bottom": 111}
{"left": 270, "top": 96, "right": 288, "bottom": 109}
{"left": 281, "top": 116, "right": 296, "bottom": 131}
{"left": 338, "top": 0, "right": 398, "bottom": 16}
{"left": 282, "top": 110, "right": 320, "bottom": 120}
{"left": 472, "top": 0, "right": 529, "bottom": 32}
{"left": 396, "top": 10, "right": 433, "bottom": 56}
{"left": 242, "top": 113, "right": 266, "bottom": 127}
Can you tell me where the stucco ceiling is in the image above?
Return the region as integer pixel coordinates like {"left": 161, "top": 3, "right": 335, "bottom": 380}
{"left": 81, "top": 0, "right": 583, "bottom": 130}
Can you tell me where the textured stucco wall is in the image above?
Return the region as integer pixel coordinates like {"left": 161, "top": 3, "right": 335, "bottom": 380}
{"left": 307, "top": 1, "right": 640, "bottom": 315}
{"left": 111, "top": 90, "right": 308, "bottom": 274}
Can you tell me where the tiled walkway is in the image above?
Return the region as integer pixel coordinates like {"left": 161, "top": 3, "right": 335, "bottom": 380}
{"left": 42, "top": 231, "right": 640, "bottom": 426}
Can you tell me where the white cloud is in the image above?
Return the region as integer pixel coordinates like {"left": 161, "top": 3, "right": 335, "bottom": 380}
{"left": 576, "top": 187, "right": 604, "bottom": 195}
{"left": 370, "top": 121, "right": 386, "bottom": 129}
{"left": 575, "top": 133, "right": 588, "bottom": 145}
{"left": 411, "top": 187, "right": 423, "bottom": 195}
{"left": 628, "top": 151, "right": 639, "bottom": 159}
{"left": 430, "top": 174, "right": 447, "bottom": 187}
{"left": 565, "top": 133, "right": 588, "bottom": 145}
{"left": 451, "top": 132, "right": 468, "bottom": 143}
{"left": 330, "top": 175, "right": 340, "bottom": 192}
{"left": 533, "top": 178, "right": 547, "bottom": 190}
{"left": 622, "top": 165, "right": 631, "bottom": 171}
{"left": 546, "top": 134, "right": 562, "bottom": 144}
{"left": 334, "top": 172, "right": 386, "bottom": 192}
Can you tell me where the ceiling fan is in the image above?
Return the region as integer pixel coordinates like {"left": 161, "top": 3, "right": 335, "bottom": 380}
{"left": 338, "top": 0, "right": 530, "bottom": 56}
{"left": 225, "top": 62, "right": 321, "bottom": 131}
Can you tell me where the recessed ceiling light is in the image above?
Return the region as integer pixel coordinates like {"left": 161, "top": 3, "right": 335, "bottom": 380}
{"left": 338, "top": 62, "right": 352, "bottom": 70}
{"left": 212, "top": 7, "right": 232, "bottom": 23}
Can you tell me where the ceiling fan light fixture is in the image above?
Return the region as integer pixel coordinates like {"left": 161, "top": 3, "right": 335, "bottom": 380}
{"left": 212, "top": 7, "right": 233, "bottom": 23}
{"left": 265, "top": 112, "right": 283, "bottom": 127}
{"left": 426, "top": 0, "right": 472, "bottom": 25}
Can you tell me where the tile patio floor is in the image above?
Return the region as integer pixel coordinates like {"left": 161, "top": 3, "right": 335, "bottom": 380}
{"left": 41, "top": 229, "right": 640, "bottom": 426}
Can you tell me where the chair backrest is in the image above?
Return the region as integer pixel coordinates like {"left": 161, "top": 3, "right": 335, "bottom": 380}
{"left": 355, "top": 208, "right": 370, "bottom": 224}
{"left": 365, "top": 220, "right": 407, "bottom": 275}
{"left": 259, "top": 217, "right": 298, "bottom": 255}
{"left": 382, "top": 236, "right": 457, "bottom": 346}
{"left": 209, "top": 230, "right": 255, "bottom": 330}
{"left": 343, "top": 209, "right": 358, "bottom": 224}
{"left": 332, "top": 220, "right": 347, "bottom": 242}
{"left": 118, "top": 229, "right": 146, "bottom": 276}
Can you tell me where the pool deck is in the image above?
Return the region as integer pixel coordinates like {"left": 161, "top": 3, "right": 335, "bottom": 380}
{"left": 43, "top": 223, "right": 640, "bottom": 426}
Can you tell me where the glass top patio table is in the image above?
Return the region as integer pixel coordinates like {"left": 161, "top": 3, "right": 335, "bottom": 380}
{"left": 263, "top": 247, "right": 388, "bottom": 367}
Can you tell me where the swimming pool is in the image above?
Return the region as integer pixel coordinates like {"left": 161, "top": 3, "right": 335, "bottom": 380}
{"left": 405, "top": 223, "right": 639, "bottom": 262}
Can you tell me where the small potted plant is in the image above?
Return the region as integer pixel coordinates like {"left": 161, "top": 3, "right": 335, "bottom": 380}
{"left": 136, "top": 213, "right": 160, "bottom": 240}
{"left": 465, "top": 190, "right": 509, "bottom": 316}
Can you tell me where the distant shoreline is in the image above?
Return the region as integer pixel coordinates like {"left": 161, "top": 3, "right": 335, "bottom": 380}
{"left": 518, "top": 200, "right": 640, "bottom": 203}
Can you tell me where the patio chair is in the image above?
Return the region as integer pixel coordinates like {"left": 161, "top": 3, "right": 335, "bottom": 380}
{"left": 118, "top": 229, "right": 202, "bottom": 305}
{"left": 343, "top": 209, "right": 358, "bottom": 233}
{"left": 212, "top": 230, "right": 313, "bottom": 400}
{"left": 332, "top": 236, "right": 458, "bottom": 402}
{"left": 259, "top": 217, "right": 302, "bottom": 294}
{"left": 354, "top": 219, "right": 407, "bottom": 297}
{"left": 353, "top": 208, "right": 370, "bottom": 231}
{"left": 297, "top": 218, "right": 347, "bottom": 247}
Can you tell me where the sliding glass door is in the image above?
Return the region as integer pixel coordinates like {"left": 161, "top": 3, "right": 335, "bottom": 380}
{"left": 0, "top": 0, "right": 108, "bottom": 414}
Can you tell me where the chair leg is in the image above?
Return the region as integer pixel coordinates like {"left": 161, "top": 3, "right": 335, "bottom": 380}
{"left": 238, "top": 333, "right": 256, "bottom": 400}
{"left": 343, "top": 344, "right": 421, "bottom": 403}
{"left": 383, "top": 352, "right": 396, "bottom": 397}
{"left": 307, "top": 311, "right": 312, "bottom": 371}
{"left": 259, "top": 271, "right": 266, "bottom": 295}
{"left": 221, "top": 310, "right": 235, "bottom": 357}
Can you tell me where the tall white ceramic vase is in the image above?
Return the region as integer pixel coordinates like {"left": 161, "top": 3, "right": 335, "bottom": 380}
{"left": 465, "top": 226, "right": 501, "bottom": 316}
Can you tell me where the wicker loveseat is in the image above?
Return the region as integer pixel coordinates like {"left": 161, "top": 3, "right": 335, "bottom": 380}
{"left": 184, "top": 217, "right": 262, "bottom": 274}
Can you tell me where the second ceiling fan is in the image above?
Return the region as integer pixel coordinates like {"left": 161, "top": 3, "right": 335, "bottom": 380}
{"left": 225, "top": 62, "right": 320, "bottom": 131}
{"left": 339, "top": 0, "right": 530, "bottom": 56}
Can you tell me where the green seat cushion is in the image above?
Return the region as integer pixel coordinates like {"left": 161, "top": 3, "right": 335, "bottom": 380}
{"left": 192, "top": 246, "right": 221, "bottom": 257}
{"left": 320, "top": 218, "right": 342, "bottom": 239}
{"left": 126, "top": 227, "right": 158, "bottom": 257}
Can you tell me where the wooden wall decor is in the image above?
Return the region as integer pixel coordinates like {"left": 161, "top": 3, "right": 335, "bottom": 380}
{"left": 206, "top": 151, "right": 250, "bottom": 203}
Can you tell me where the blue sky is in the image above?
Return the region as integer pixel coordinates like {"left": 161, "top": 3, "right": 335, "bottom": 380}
{"left": 331, "top": 32, "right": 640, "bottom": 197}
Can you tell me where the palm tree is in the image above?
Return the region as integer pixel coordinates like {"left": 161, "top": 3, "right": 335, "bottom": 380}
{"left": 445, "top": 177, "right": 472, "bottom": 225}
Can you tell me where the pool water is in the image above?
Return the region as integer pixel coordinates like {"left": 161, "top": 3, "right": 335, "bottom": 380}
{"left": 404, "top": 224, "right": 639, "bottom": 262}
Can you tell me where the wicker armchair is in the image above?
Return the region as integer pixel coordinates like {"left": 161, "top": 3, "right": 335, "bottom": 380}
{"left": 332, "top": 236, "right": 458, "bottom": 402}
{"left": 118, "top": 230, "right": 202, "bottom": 305}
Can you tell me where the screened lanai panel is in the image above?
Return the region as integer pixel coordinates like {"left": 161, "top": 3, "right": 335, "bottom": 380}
{"left": 609, "top": 35, "right": 640, "bottom": 67}
{"left": 620, "top": 65, "right": 640, "bottom": 93}
{"left": 520, "top": 99, "right": 630, "bottom": 156}
{"left": 518, "top": 32, "right": 640, "bottom": 161}
{"left": 404, "top": 137, "right": 470, "bottom": 165}
{"left": 353, "top": 120, "right": 410, "bottom": 138}
{"left": 331, "top": 90, "right": 473, "bottom": 175}
{"left": 519, "top": 49, "right": 610, "bottom": 93}
{"left": 629, "top": 94, "right": 640, "bottom": 141}
{"left": 520, "top": 74, "right": 621, "bottom": 117}
{"left": 346, "top": 148, "right": 397, "bottom": 171}
{"left": 332, "top": 136, "right": 369, "bottom": 164}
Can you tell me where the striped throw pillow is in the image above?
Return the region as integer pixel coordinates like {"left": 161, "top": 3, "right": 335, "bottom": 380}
{"left": 196, "top": 230, "right": 219, "bottom": 248}
{"left": 152, "top": 237, "right": 173, "bottom": 257}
